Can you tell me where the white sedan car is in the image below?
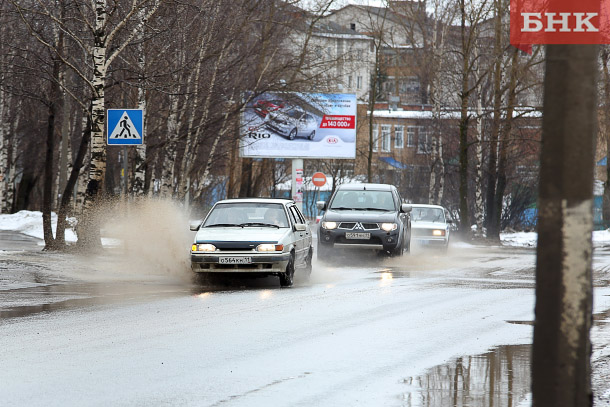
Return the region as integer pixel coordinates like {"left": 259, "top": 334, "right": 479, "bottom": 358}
{"left": 190, "top": 198, "right": 313, "bottom": 287}
{"left": 410, "top": 204, "right": 452, "bottom": 250}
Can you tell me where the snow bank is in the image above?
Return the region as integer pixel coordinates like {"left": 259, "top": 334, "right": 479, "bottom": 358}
{"left": 0, "top": 210, "right": 77, "bottom": 242}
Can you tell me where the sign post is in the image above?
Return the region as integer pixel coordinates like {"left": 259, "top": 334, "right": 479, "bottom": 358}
{"left": 292, "top": 160, "right": 304, "bottom": 212}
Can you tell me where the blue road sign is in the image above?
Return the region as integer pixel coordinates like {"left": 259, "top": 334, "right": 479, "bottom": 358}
{"left": 107, "top": 109, "right": 144, "bottom": 145}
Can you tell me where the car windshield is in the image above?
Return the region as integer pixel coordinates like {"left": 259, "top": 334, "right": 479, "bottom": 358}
{"left": 203, "top": 203, "right": 289, "bottom": 228}
{"left": 412, "top": 207, "right": 445, "bottom": 222}
{"left": 329, "top": 190, "right": 395, "bottom": 211}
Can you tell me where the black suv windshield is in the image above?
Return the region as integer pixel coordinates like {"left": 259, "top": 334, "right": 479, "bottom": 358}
{"left": 329, "top": 190, "right": 395, "bottom": 211}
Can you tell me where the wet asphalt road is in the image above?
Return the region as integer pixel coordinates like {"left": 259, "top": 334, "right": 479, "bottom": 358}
{"left": 2, "top": 231, "right": 610, "bottom": 406}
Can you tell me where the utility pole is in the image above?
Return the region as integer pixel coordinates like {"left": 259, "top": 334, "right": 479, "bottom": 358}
{"left": 533, "top": 44, "right": 598, "bottom": 407}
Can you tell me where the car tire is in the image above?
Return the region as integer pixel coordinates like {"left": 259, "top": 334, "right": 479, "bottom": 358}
{"left": 308, "top": 130, "right": 315, "bottom": 140}
{"left": 288, "top": 128, "right": 297, "bottom": 140}
{"left": 391, "top": 240, "right": 404, "bottom": 257}
{"left": 279, "top": 253, "right": 295, "bottom": 287}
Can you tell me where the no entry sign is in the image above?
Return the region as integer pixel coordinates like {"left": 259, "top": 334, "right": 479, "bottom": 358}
{"left": 312, "top": 172, "right": 327, "bottom": 187}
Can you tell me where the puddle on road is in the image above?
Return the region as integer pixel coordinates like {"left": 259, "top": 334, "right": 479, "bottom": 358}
{"left": 401, "top": 344, "right": 532, "bottom": 407}
{"left": 0, "top": 282, "right": 190, "bottom": 321}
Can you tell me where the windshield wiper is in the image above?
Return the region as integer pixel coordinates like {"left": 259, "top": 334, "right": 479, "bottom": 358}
{"left": 239, "top": 222, "right": 280, "bottom": 228}
{"left": 330, "top": 206, "right": 354, "bottom": 210}
{"left": 205, "top": 223, "right": 244, "bottom": 228}
{"left": 361, "top": 207, "right": 392, "bottom": 211}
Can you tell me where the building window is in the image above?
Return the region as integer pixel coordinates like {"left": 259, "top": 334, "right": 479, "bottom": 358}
{"left": 395, "top": 125, "right": 404, "bottom": 149}
{"left": 372, "top": 125, "right": 379, "bottom": 152}
{"left": 381, "top": 125, "right": 391, "bottom": 152}
{"left": 350, "top": 23, "right": 356, "bottom": 30}
{"left": 407, "top": 126, "right": 416, "bottom": 147}
{"left": 357, "top": 76, "right": 362, "bottom": 90}
{"left": 348, "top": 75, "right": 353, "bottom": 88}
{"left": 417, "top": 127, "right": 432, "bottom": 154}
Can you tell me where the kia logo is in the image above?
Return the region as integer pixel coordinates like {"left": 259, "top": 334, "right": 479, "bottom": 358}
{"left": 327, "top": 137, "right": 339, "bottom": 144}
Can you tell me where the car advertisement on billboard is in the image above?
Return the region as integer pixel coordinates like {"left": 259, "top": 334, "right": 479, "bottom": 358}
{"left": 240, "top": 92, "right": 357, "bottom": 159}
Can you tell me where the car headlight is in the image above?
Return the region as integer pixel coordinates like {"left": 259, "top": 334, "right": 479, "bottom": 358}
{"left": 381, "top": 223, "right": 398, "bottom": 232}
{"left": 256, "top": 244, "right": 284, "bottom": 252}
{"left": 192, "top": 243, "right": 216, "bottom": 252}
{"left": 432, "top": 229, "right": 446, "bottom": 236}
{"left": 321, "top": 221, "right": 338, "bottom": 230}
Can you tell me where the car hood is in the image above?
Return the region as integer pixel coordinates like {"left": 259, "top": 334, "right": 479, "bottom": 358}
{"left": 194, "top": 227, "right": 290, "bottom": 244}
{"left": 322, "top": 209, "right": 398, "bottom": 223}
{"left": 411, "top": 221, "right": 447, "bottom": 230}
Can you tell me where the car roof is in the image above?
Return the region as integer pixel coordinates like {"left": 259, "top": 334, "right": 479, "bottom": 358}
{"left": 411, "top": 204, "right": 446, "bottom": 210}
{"left": 214, "top": 198, "right": 294, "bottom": 205}
{"left": 336, "top": 183, "right": 395, "bottom": 191}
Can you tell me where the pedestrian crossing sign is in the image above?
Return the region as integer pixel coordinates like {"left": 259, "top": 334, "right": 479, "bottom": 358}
{"left": 107, "top": 109, "right": 144, "bottom": 145}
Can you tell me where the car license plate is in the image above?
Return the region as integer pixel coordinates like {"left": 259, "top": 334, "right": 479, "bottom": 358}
{"left": 219, "top": 257, "right": 252, "bottom": 264}
{"left": 345, "top": 232, "right": 370, "bottom": 240}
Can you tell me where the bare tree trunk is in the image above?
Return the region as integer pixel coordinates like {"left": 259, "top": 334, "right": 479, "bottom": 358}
{"left": 131, "top": 6, "right": 147, "bottom": 197}
{"left": 473, "top": 91, "right": 484, "bottom": 238}
{"left": 42, "top": 59, "right": 60, "bottom": 249}
{"left": 491, "top": 48, "right": 519, "bottom": 238}
{"left": 56, "top": 114, "right": 92, "bottom": 247}
{"left": 458, "top": 0, "right": 471, "bottom": 236}
{"left": 485, "top": 0, "right": 504, "bottom": 236}
{"left": 160, "top": 92, "right": 180, "bottom": 198}
{"left": 0, "top": 83, "right": 8, "bottom": 213}
{"left": 533, "top": 44, "right": 598, "bottom": 407}
{"left": 6, "top": 108, "right": 20, "bottom": 213}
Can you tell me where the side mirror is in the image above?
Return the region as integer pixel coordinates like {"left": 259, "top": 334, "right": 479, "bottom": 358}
{"left": 294, "top": 223, "right": 307, "bottom": 232}
{"left": 401, "top": 204, "right": 412, "bottom": 213}
{"left": 316, "top": 201, "right": 327, "bottom": 211}
{"left": 189, "top": 220, "right": 202, "bottom": 231}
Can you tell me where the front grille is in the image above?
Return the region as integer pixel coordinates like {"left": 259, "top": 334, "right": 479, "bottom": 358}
{"left": 338, "top": 222, "right": 379, "bottom": 230}
{"left": 339, "top": 222, "right": 356, "bottom": 229}
{"left": 412, "top": 229, "right": 444, "bottom": 237}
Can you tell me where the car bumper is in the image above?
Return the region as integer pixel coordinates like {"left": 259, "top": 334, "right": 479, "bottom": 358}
{"left": 191, "top": 252, "right": 291, "bottom": 273}
{"left": 265, "top": 121, "right": 291, "bottom": 137}
{"left": 318, "top": 228, "right": 401, "bottom": 251}
{"left": 413, "top": 237, "right": 448, "bottom": 247}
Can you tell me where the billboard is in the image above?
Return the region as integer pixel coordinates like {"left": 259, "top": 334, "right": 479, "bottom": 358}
{"left": 240, "top": 92, "right": 357, "bottom": 159}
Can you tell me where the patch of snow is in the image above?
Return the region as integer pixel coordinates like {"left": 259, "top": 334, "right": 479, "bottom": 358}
{"left": 0, "top": 210, "right": 78, "bottom": 242}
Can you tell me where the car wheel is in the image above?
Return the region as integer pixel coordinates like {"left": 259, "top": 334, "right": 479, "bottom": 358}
{"left": 308, "top": 130, "right": 315, "bottom": 140}
{"left": 288, "top": 128, "right": 297, "bottom": 140}
{"left": 279, "top": 253, "right": 295, "bottom": 287}
{"left": 391, "top": 241, "right": 404, "bottom": 257}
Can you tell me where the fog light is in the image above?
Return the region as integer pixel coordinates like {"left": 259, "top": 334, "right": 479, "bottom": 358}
{"left": 387, "top": 237, "right": 393, "bottom": 243}
{"left": 325, "top": 235, "right": 331, "bottom": 241}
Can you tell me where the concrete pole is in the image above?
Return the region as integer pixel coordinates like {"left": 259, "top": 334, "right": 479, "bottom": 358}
{"left": 533, "top": 44, "right": 598, "bottom": 407}
{"left": 292, "top": 158, "right": 303, "bottom": 212}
